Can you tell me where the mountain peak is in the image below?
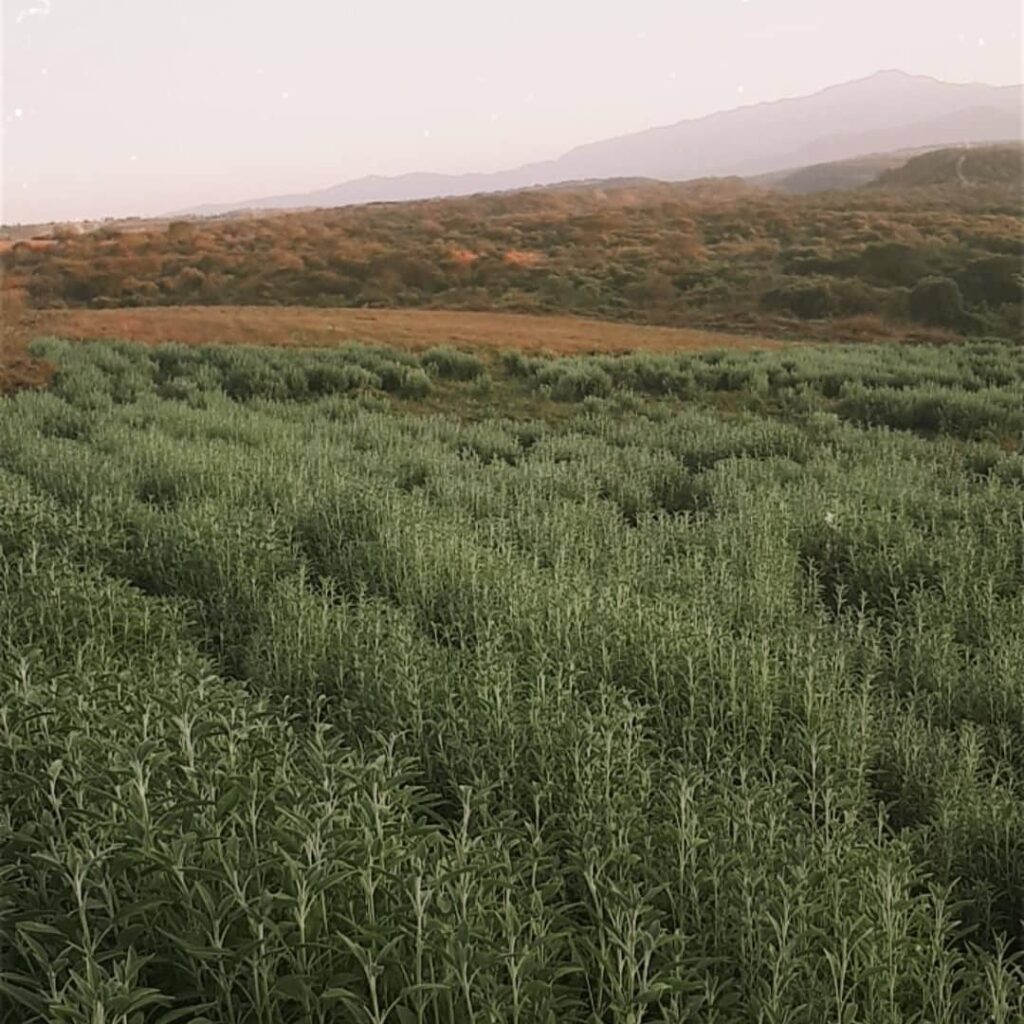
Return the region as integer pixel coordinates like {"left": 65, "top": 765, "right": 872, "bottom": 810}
{"left": 865, "top": 69, "right": 915, "bottom": 80}
{"left": 826, "top": 69, "right": 947, "bottom": 92}
{"left": 174, "top": 72, "right": 1022, "bottom": 217}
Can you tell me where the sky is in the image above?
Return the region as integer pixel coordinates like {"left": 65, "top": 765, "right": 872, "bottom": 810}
{"left": 2, "top": 0, "right": 1022, "bottom": 224}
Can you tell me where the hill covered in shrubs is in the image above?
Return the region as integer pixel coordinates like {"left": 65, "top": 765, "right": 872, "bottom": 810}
{"left": 874, "top": 143, "right": 1023, "bottom": 189}
{"left": 3, "top": 162, "right": 1021, "bottom": 340}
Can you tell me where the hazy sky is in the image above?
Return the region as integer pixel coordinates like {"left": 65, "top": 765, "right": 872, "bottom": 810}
{"left": 2, "top": 0, "right": 1021, "bottom": 223}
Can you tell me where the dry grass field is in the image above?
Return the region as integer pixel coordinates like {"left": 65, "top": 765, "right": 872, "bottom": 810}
{"left": 15, "top": 305, "right": 800, "bottom": 355}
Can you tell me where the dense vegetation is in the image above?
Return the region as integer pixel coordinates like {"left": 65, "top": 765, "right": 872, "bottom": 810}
{"left": 875, "top": 144, "right": 1023, "bottom": 190}
{"left": 2, "top": 336, "right": 1023, "bottom": 1022}
{"left": 3, "top": 151, "right": 1021, "bottom": 341}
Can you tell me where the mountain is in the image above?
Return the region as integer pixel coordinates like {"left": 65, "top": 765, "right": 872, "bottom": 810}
{"left": 730, "top": 105, "right": 1022, "bottom": 178}
{"left": 179, "top": 70, "right": 1023, "bottom": 216}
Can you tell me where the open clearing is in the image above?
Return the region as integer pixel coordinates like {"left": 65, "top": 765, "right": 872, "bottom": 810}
{"left": 19, "top": 305, "right": 798, "bottom": 355}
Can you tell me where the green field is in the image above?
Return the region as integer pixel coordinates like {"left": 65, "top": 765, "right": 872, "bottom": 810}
{"left": 2, "top": 337, "right": 1024, "bottom": 1022}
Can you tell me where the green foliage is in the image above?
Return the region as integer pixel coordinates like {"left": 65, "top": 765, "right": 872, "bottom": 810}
{"left": 875, "top": 143, "right": 1024, "bottom": 188}
{"left": 420, "top": 345, "right": 487, "bottom": 381}
{"left": 762, "top": 277, "right": 835, "bottom": 319}
{"left": 859, "top": 242, "right": 931, "bottom": 287}
{"left": 534, "top": 359, "right": 614, "bottom": 401}
{"left": 957, "top": 254, "right": 1023, "bottom": 307}
{"left": 838, "top": 383, "right": 1024, "bottom": 439}
{"left": 598, "top": 353, "right": 696, "bottom": 397}
{"left": 909, "top": 276, "right": 966, "bottom": 327}
{"left": 5, "top": 162, "right": 1021, "bottom": 338}
{"left": 1, "top": 337, "right": 1023, "bottom": 1022}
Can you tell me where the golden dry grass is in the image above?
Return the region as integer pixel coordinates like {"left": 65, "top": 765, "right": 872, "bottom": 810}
{"left": 0, "top": 292, "right": 55, "bottom": 395}
{"left": 0, "top": 351, "right": 55, "bottom": 396}
{"left": 17, "top": 305, "right": 799, "bottom": 356}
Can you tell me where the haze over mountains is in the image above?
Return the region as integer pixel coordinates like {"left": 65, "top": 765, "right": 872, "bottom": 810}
{"left": 181, "top": 70, "right": 1022, "bottom": 216}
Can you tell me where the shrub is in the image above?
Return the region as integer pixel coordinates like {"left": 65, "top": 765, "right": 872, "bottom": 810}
{"left": 498, "top": 350, "right": 534, "bottom": 378}
{"left": 51, "top": 364, "right": 114, "bottom": 410}
{"left": 420, "top": 346, "right": 487, "bottom": 381}
{"left": 859, "top": 242, "right": 931, "bottom": 287}
{"left": 908, "top": 277, "right": 965, "bottom": 328}
{"left": 838, "top": 385, "right": 1024, "bottom": 439}
{"left": 602, "top": 355, "right": 694, "bottom": 397}
{"left": 829, "top": 278, "right": 888, "bottom": 317}
{"left": 306, "top": 361, "right": 381, "bottom": 395}
{"left": 781, "top": 247, "right": 859, "bottom": 276}
{"left": 956, "top": 255, "right": 1023, "bottom": 307}
{"left": 761, "top": 278, "right": 835, "bottom": 319}
{"left": 394, "top": 366, "right": 432, "bottom": 399}
{"left": 535, "top": 361, "right": 613, "bottom": 401}
{"left": 222, "top": 363, "right": 293, "bottom": 402}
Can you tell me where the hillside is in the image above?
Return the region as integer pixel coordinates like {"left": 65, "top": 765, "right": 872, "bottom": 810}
{"left": 179, "top": 71, "right": 1023, "bottom": 216}
{"left": 5, "top": 166, "right": 1021, "bottom": 343}
{"left": 753, "top": 141, "right": 1024, "bottom": 195}
{"left": 874, "top": 143, "right": 1024, "bottom": 188}
{"left": 751, "top": 145, "right": 952, "bottom": 194}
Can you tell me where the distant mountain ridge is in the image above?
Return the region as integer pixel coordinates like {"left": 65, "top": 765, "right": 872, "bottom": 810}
{"left": 179, "top": 70, "right": 1023, "bottom": 216}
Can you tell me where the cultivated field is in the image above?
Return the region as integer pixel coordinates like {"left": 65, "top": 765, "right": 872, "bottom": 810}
{"left": 1, "top": 335, "right": 1023, "bottom": 1022}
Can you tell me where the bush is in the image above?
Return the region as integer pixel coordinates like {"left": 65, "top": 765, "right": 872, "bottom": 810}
{"left": 222, "top": 362, "right": 294, "bottom": 402}
{"left": 908, "top": 277, "right": 965, "bottom": 328}
{"left": 601, "top": 355, "right": 695, "bottom": 397}
{"left": 420, "top": 346, "right": 487, "bottom": 381}
{"left": 394, "top": 366, "right": 432, "bottom": 399}
{"left": 51, "top": 364, "right": 114, "bottom": 410}
{"left": 498, "top": 350, "right": 534, "bottom": 378}
{"left": 956, "top": 255, "right": 1023, "bottom": 307}
{"left": 535, "top": 361, "right": 613, "bottom": 402}
{"left": 781, "top": 248, "right": 860, "bottom": 277}
{"left": 838, "top": 385, "right": 1024, "bottom": 439}
{"left": 306, "top": 361, "right": 381, "bottom": 395}
{"left": 859, "top": 243, "right": 930, "bottom": 287}
{"left": 829, "top": 278, "right": 888, "bottom": 317}
{"left": 761, "top": 278, "right": 835, "bottom": 319}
